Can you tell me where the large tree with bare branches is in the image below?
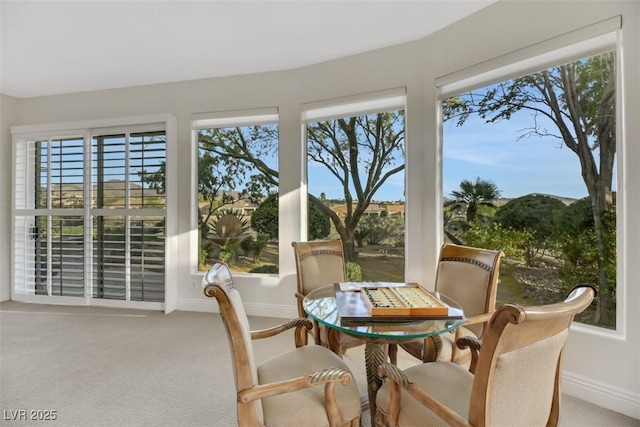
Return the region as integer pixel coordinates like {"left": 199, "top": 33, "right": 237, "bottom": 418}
{"left": 306, "top": 112, "right": 405, "bottom": 260}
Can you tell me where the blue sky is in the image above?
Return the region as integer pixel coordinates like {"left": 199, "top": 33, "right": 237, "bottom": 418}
{"left": 442, "top": 110, "right": 596, "bottom": 200}
{"left": 308, "top": 108, "right": 603, "bottom": 202}
{"left": 307, "top": 159, "right": 406, "bottom": 203}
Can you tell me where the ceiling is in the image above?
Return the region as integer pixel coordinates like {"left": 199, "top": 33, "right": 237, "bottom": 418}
{"left": 0, "top": 1, "right": 496, "bottom": 98}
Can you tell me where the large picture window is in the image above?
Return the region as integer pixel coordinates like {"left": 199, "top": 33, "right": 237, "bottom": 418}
{"left": 303, "top": 94, "right": 406, "bottom": 281}
{"left": 441, "top": 45, "right": 617, "bottom": 329}
{"left": 193, "top": 110, "right": 279, "bottom": 274}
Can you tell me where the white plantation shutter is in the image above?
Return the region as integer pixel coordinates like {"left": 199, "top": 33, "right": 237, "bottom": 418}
{"left": 13, "top": 136, "right": 86, "bottom": 297}
{"left": 12, "top": 118, "right": 171, "bottom": 305}
{"left": 90, "top": 130, "right": 167, "bottom": 302}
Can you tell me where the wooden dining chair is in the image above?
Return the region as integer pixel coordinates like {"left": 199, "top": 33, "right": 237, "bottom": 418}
{"left": 292, "top": 240, "right": 365, "bottom": 356}
{"left": 376, "top": 284, "right": 597, "bottom": 427}
{"left": 202, "top": 262, "right": 361, "bottom": 427}
{"left": 398, "top": 243, "right": 504, "bottom": 365}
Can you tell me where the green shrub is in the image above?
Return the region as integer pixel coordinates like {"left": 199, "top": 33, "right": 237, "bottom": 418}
{"left": 252, "top": 193, "right": 330, "bottom": 240}
{"left": 219, "top": 243, "right": 239, "bottom": 265}
{"left": 249, "top": 264, "right": 279, "bottom": 274}
{"left": 240, "top": 234, "right": 269, "bottom": 262}
{"left": 360, "top": 215, "right": 404, "bottom": 246}
{"left": 198, "top": 248, "right": 208, "bottom": 268}
{"left": 251, "top": 194, "right": 279, "bottom": 239}
{"left": 354, "top": 229, "right": 371, "bottom": 248}
{"left": 462, "top": 222, "right": 529, "bottom": 261}
{"left": 346, "top": 262, "right": 363, "bottom": 281}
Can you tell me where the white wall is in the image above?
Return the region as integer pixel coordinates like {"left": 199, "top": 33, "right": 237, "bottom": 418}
{"left": 1, "top": 94, "right": 17, "bottom": 302}
{"left": 2, "top": 1, "right": 638, "bottom": 419}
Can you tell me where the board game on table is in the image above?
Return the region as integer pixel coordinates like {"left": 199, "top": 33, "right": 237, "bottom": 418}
{"left": 334, "top": 282, "right": 463, "bottom": 322}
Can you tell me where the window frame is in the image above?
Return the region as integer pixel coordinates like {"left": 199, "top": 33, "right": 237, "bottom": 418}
{"left": 436, "top": 18, "right": 623, "bottom": 335}
{"left": 301, "top": 89, "right": 407, "bottom": 279}
{"left": 190, "top": 108, "right": 279, "bottom": 276}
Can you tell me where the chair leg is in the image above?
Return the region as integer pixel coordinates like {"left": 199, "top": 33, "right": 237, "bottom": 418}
{"left": 328, "top": 328, "right": 344, "bottom": 357}
{"left": 422, "top": 335, "right": 443, "bottom": 363}
{"left": 388, "top": 344, "right": 398, "bottom": 365}
{"left": 313, "top": 320, "right": 322, "bottom": 345}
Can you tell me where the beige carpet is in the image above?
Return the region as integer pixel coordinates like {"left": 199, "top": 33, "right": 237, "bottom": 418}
{"left": 1, "top": 302, "right": 637, "bottom": 427}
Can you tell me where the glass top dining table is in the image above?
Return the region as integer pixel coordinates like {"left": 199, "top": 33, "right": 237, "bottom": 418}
{"left": 303, "top": 283, "right": 465, "bottom": 424}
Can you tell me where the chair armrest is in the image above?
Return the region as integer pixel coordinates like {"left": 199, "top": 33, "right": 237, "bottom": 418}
{"left": 238, "top": 367, "right": 352, "bottom": 426}
{"left": 294, "top": 292, "right": 308, "bottom": 321}
{"left": 464, "top": 313, "right": 492, "bottom": 326}
{"left": 251, "top": 318, "right": 313, "bottom": 347}
{"left": 378, "top": 363, "right": 470, "bottom": 427}
{"left": 456, "top": 336, "right": 482, "bottom": 374}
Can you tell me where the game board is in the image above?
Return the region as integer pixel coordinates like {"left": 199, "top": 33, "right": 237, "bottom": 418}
{"left": 362, "top": 285, "right": 449, "bottom": 316}
{"left": 334, "top": 283, "right": 462, "bottom": 321}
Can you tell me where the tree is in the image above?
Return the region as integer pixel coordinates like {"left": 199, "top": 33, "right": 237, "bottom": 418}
{"left": 197, "top": 126, "right": 278, "bottom": 240}
{"left": 306, "top": 112, "right": 405, "bottom": 261}
{"left": 196, "top": 153, "right": 246, "bottom": 240}
{"left": 446, "top": 52, "right": 616, "bottom": 324}
{"left": 446, "top": 177, "right": 501, "bottom": 223}
{"left": 250, "top": 193, "right": 278, "bottom": 239}
{"left": 555, "top": 197, "right": 616, "bottom": 327}
{"left": 203, "top": 112, "right": 405, "bottom": 262}
{"left": 494, "top": 194, "right": 566, "bottom": 265}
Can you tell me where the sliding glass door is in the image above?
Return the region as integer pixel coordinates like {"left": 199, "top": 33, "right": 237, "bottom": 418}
{"left": 13, "top": 125, "right": 168, "bottom": 305}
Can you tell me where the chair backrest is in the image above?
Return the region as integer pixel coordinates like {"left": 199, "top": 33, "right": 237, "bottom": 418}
{"left": 202, "top": 262, "right": 262, "bottom": 425}
{"left": 468, "top": 285, "right": 597, "bottom": 427}
{"left": 435, "top": 243, "right": 503, "bottom": 337}
{"left": 291, "top": 240, "right": 347, "bottom": 317}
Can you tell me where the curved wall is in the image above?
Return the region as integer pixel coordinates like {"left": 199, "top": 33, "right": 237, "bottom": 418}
{"left": 2, "top": 1, "right": 638, "bottom": 418}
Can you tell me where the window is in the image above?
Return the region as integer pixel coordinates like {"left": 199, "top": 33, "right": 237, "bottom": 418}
{"left": 13, "top": 119, "right": 171, "bottom": 304}
{"left": 14, "top": 136, "right": 86, "bottom": 297}
{"left": 440, "top": 33, "right": 618, "bottom": 329}
{"left": 91, "top": 130, "right": 167, "bottom": 301}
{"left": 193, "top": 110, "right": 279, "bottom": 274}
{"left": 303, "top": 92, "right": 406, "bottom": 281}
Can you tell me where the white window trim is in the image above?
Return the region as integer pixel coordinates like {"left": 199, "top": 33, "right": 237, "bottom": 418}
{"left": 192, "top": 107, "right": 278, "bottom": 129}
{"left": 437, "top": 16, "right": 620, "bottom": 98}
{"left": 302, "top": 87, "right": 406, "bottom": 122}
{"left": 301, "top": 88, "right": 407, "bottom": 245}
{"left": 190, "top": 108, "right": 279, "bottom": 277}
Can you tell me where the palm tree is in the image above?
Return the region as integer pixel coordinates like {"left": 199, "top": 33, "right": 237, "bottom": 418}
{"left": 446, "top": 177, "right": 501, "bottom": 223}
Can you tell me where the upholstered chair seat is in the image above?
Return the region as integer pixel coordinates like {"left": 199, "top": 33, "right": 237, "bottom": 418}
{"left": 399, "top": 244, "right": 504, "bottom": 365}
{"left": 377, "top": 362, "right": 473, "bottom": 426}
{"left": 258, "top": 345, "right": 361, "bottom": 426}
{"left": 376, "top": 285, "right": 597, "bottom": 427}
{"left": 202, "top": 262, "right": 361, "bottom": 427}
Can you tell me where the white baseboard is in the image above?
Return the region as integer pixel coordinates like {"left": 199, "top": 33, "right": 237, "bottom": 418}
{"left": 10, "top": 294, "right": 164, "bottom": 311}
{"left": 176, "top": 298, "right": 219, "bottom": 313}
{"left": 563, "top": 371, "right": 640, "bottom": 420}
{"left": 176, "top": 297, "right": 298, "bottom": 319}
